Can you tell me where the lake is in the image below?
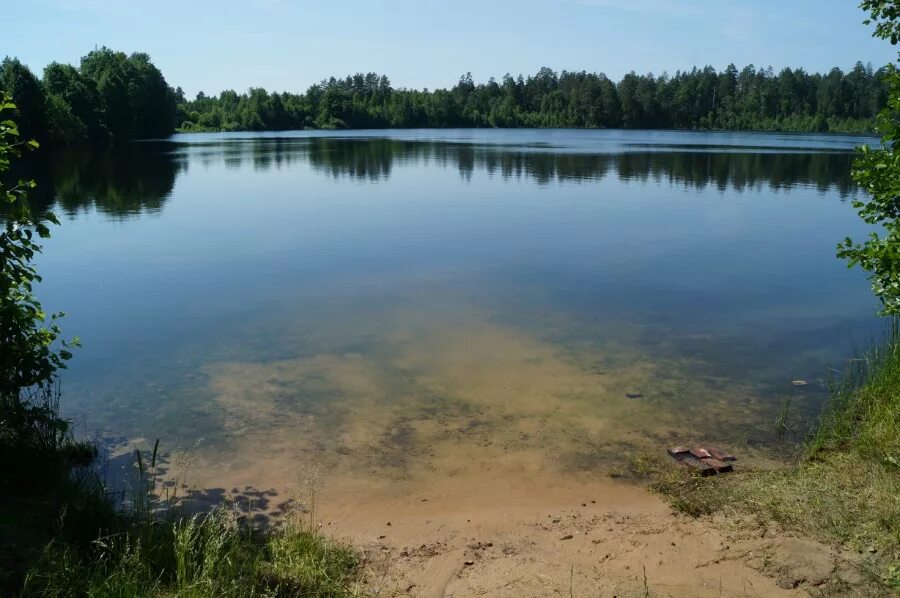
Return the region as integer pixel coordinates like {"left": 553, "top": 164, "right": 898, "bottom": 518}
{"left": 29, "top": 129, "right": 881, "bottom": 501}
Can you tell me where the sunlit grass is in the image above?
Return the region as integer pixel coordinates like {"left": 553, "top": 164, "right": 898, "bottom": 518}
{"left": 25, "top": 507, "right": 361, "bottom": 597}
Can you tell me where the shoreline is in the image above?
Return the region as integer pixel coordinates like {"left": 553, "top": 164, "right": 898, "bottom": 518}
{"left": 142, "top": 449, "right": 835, "bottom": 596}
{"left": 171, "top": 125, "right": 880, "bottom": 138}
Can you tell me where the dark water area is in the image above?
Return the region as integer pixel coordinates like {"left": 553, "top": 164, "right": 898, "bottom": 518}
{"left": 22, "top": 129, "right": 882, "bottom": 485}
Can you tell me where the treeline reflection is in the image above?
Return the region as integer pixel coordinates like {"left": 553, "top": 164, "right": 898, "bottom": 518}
{"left": 18, "top": 142, "right": 185, "bottom": 217}
{"left": 185, "top": 137, "right": 858, "bottom": 195}
{"left": 15, "top": 137, "right": 857, "bottom": 218}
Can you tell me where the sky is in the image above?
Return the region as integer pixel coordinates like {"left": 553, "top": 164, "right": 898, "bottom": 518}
{"left": 4, "top": 0, "right": 895, "bottom": 98}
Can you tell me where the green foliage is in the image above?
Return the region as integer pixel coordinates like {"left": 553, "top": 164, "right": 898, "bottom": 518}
{"left": 0, "top": 93, "right": 75, "bottom": 398}
{"left": 861, "top": 0, "right": 900, "bottom": 45}
{"left": 79, "top": 48, "right": 176, "bottom": 140}
{"left": 42, "top": 61, "right": 105, "bottom": 140}
{"left": 0, "top": 100, "right": 76, "bottom": 472}
{"left": 0, "top": 93, "right": 98, "bottom": 593}
{"left": 177, "top": 62, "right": 887, "bottom": 134}
{"left": 0, "top": 58, "right": 47, "bottom": 142}
{"left": 1, "top": 48, "right": 176, "bottom": 144}
{"left": 43, "top": 92, "right": 88, "bottom": 141}
{"left": 839, "top": 3, "right": 900, "bottom": 314}
{"left": 1, "top": 49, "right": 887, "bottom": 142}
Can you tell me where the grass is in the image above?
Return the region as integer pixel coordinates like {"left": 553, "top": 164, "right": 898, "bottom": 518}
{"left": 637, "top": 323, "right": 900, "bottom": 592}
{"left": 24, "top": 506, "right": 361, "bottom": 597}
{"left": 1, "top": 402, "right": 363, "bottom": 598}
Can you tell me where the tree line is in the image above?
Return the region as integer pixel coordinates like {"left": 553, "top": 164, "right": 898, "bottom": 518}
{"left": 179, "top": 63, "right": 888, "bottom": 134}
{"left": 0, "top": 48, "right": 176, "bottom": 143}
{"left": 0, "top": 47, "right": 890, "bottom": 143}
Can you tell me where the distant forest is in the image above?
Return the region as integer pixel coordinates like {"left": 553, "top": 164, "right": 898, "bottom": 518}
{"left": 0, "top": 47, "right": 890, "bottom": 143}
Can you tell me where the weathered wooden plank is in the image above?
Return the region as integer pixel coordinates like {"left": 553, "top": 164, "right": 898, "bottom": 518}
{"left": 706, "top": 446, "right": 736, "bottom": 462}
{"left": 690, "top": 447, "right": 712, "bottom": 459}
{"left": 704, "top": 458, "right": 733, "bottom": 473}
{"left": 667, "top": 446, "right": 691, "bottom": 458}
{"left": 678, "top": 456, "right": 714, "bottom": 474}
{"left": 668, "top": 445, "right": 736, "bottom": 474}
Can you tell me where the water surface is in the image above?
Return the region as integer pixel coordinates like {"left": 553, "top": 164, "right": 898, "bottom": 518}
{"left": 29, "top": 129, "right": 880, "bottom": 494}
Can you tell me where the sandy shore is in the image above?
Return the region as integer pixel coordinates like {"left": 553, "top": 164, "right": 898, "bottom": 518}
{"left": 144, "top": 451, "right": 841, "bottom": 598}
{"left": 315, "top": 472, "right": 846, "bottom": 597}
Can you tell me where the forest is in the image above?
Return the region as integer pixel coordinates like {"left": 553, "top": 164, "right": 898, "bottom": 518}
{"left": 180, "top": 63, "right": 888, "bottom": 134}
{"left": 0, "top": 47, "right": 890, "bottom": 143}
{"left": 1, "top": 48, "right": 176, "bottom": 143}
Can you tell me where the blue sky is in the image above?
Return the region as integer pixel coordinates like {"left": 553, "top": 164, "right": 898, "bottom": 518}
{"left": 5, "top": 0, "right": 895, "bottom": 97}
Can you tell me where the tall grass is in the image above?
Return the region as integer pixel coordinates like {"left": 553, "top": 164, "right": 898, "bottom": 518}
{"left": 0, "top": 384, "right": 96, "bottom": 488}
{"left": 0, "top": 383, "right": 114, "bottom": 594}
{"left": 25, "top": 507, "right": 361, "bottom": 597}
{"left": 809, "top": 322, "right": 900, "bottom": 463}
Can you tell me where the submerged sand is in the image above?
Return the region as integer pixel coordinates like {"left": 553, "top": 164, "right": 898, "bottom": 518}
{"left": 194, "top": 308, "right": 780, "bottom": 487}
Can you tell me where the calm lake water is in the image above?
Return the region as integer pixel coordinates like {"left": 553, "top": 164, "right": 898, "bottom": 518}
{"left": 28, "top": 129, "right": 881, "bottom": 492}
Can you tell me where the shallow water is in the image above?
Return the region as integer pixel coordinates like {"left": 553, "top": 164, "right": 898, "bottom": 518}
{"left": 28, "top": 129, "right": 880, "bottom": 495}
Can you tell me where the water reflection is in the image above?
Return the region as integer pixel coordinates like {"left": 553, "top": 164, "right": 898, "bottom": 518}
{"left": 17, "top": 135, "right": 860, "bottom": 219}
{"left": 17, "top": 142, "right": 185, "bottom": 217}
{"left": 175, "top": 137, "right": 858, "bottom": 193}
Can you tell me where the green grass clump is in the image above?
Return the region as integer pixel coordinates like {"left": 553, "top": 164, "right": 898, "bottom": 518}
{"left": 23, "top": 507, "right": 361, "bottom": 597}
{"left": 644, "top": 325, "right": 900, "bottom": 591}
{"left": 809, "top": 330, "right": 900, "bottom": 463}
